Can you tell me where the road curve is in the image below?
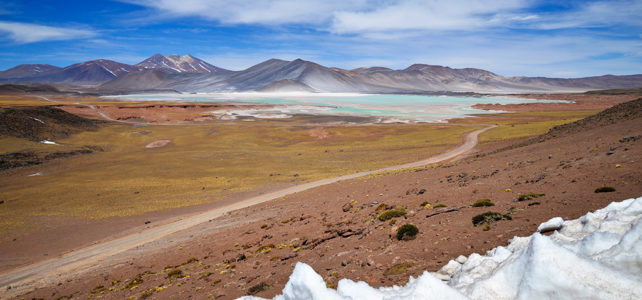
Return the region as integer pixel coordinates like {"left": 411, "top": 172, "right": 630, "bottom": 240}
{"left": 0, "top": 124, "right": 495, "bottom": 298}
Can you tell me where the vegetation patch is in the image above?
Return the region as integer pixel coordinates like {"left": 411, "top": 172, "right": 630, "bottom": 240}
{"left": 375, "top": 203, "right": 387, "bottom": 212}
{"left": 594, "top": 186, "right": 616, "bottom": 193}
{"left": 255, "top": 244, "right": 276, "bottom": 254}
{"left": 167, "top": 269, "right": 185, "bottom": 279}
{"left": 472, "top": 198, "right": 494, "bottom": 207}
{"left": 90, "top": 285, "right": 106, "bottom": 294}
{"left": 248, "top": 282, "right": 271, "bottom": 295}
{"left": 396, "top": 224, "right": 419, "bottom": 241}
{"left": 377, "top": 208, "right": 406, "bottom": 221}
{"left": 384, "top": 262, "right": 415, "bottom": 276}
{"left": 472, "top": 212, "right": 511, "bottom": 226}
{"left": 433, "top": 203, "right": 447, "bottom": 208}
{"left": 516, "top": 193, "right": 545, "bottom": 202}
{"left": 125, "top": 276, "right": 144, "bottom": 289}
{"left": 528, "top": 202, "right": 541, "bottom": 206}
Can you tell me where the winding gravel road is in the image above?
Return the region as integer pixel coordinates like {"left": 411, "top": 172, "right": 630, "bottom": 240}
{"left": 0, "top": 119, "right": 494, "bottom": 298}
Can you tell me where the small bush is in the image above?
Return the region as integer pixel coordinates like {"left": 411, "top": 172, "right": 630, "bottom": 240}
{"left": 482, "top": 224, "right": 491, "bottom": 231}
{"left": 125, "top": 276, "right": 143, "bottom": 289}
{"left": 472, "top": 212, "right": 510, "bottom": 226}
{"left": 389, "top": 219, "right": 397, "bottom": 226}
{"left": 396, "top": 224, "right": 419, "bottom": 240}
{"left": 167, "top": 269, "right": 184, "bottom": 279}
{"left": 516, "top": 193, "right": 545, "bottom": 202}
{"left": 595, "top": 186, "right": 616, "bottom": 193}
{"left": 90, "top": 286, "right": 106, "bottom": 294}
{"left": 433, "top": 203, "right": 447, "bottom": 208}
{"left": 248, "top": 282, "right": 271, "bottom": 295}
{"left": 420, "top": 201, "right": 429, "bottom": 207}
{"left": 377, "top": 208, "right": 406, "bottom": 221}
{"left": 528, "top": 202, "right": 540, "bottom": 206}
{"left": 472, "top": 198, "right": 494, "bottom": 207}
{"left": 260, "top": 224, "right": 268, "bottom": 229}
{"left": 255, "top": 244, "right": 275, "bottom": 254}
{"left": 375, "top": 203, "right": 387, "bottom": 212}
{"left": 383, "top": 262, "right": 415, "bottom": 276}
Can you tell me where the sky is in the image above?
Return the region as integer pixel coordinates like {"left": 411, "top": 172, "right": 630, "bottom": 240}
{"left": 0, "top": 0, "right": 641, "bottom": 77}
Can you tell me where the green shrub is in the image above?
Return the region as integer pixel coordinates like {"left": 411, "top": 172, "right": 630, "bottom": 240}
{"left": 255, "top": 244, "right": 275, "bottom": 254}
{"left": 528, "top": 202, "right": 540, "bottom": 206}
{"left": 472, "top": 198, "right": 494, "bottom": 207}
{"left": 594, "top": 186, "right": 616, "bottom": 193}
{"left": 90, "top": 286, "right": 106, "bottom": 294}
{"left": 516, "top": 193, "right": 545, "bottom": 202}
{"left": 375, "top": 203, "right": 387, "bottom": 212}
{"left": 433, "top": 203, "right": 447, "bottom": 208}
{"left": 248, "top": 282, "right": 271, "bottom": 295}
{"left": 472, "top": 212, "right": 511, "bottom": 226}
{"left": 166, "top": 269, "right": 184, "bottom": 279}
{"left": 383, "top": 262, "right": 415, "bottom": 276}
{"left": 377, "top": 208, "right": 406, "bottom": 221}
{"left": 420, "top": 201, "right": 429, "bottom": 207}
{"left": 125, "top": 276, "right": 143, "bottom": 289}
{"left": 396, "top": 224, "right": 419, "bottom": 240}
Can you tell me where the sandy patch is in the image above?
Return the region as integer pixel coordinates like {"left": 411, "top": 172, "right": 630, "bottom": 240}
{"left": 145, "top": 139, "right": 172, "bottom": 148}
{"left": 307, "top": 129, "right": 329, "bottom": 139}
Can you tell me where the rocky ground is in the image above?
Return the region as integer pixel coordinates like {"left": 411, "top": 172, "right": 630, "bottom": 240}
{"left": 12, "top": 98, "right": 642, "bottom": 299}
{"left": 473, "top": 92, "right": 638, "bottom": 112}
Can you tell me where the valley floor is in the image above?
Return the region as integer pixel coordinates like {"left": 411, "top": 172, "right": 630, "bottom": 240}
{"left": 0, "top": 91, "right": 640, "bottom": 299}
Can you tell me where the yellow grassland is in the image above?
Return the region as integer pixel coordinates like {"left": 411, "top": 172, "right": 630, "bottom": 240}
{"left": 0, "top": 119, "right": 477, "bottom": 239}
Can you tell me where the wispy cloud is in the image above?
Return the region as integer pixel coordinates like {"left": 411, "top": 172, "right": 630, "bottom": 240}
{"left": 512, "top": 0, "right": 642, "bottom": 30}
{"left": 121, "top": 0, "right": 366, "bottom": 25}
{"left": 331, "top": 0, "right": 529, "bottom": 34}
{"left": 0, "top": 21, "right": 96, "bottom": 43}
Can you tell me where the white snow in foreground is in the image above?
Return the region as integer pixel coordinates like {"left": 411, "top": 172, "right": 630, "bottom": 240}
{"left": 239, "top": 196, "right": 642, "bottom": 300}
{"left": 39, "top": 140, "right": 58, "bottom": 145}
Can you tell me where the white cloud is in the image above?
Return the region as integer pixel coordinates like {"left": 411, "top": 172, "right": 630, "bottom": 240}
{"left": 123, "top": 0, "right": 367, "bottom": 25}
{"left": 0, "top": 21, "right": 96, "bottom": 43}
{"left": 331, "top": 0, "right": 529, "bottom": 34}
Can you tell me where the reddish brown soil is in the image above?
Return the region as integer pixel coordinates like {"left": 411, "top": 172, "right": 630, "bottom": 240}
{"left": 61, "top": 103, "right": 274, "bottom": 124}
{"left": 13, "top": 101, "right": 642, "bottom": 299}
{"left": 473, "top": 93, "right": 638, "bottom": 112}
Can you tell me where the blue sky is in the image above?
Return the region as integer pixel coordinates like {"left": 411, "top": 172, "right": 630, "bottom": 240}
{"left": 0, "top": 0, "right": 640, "bottom": 77}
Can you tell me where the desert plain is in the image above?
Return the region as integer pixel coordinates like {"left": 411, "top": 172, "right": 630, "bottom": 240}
{"left": 0, "top": 87, "right": 640, "bottom": 299}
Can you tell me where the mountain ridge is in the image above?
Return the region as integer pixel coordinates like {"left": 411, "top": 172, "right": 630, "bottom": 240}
{"left": 1, "top": 55, "right": 640, "bottom": 93}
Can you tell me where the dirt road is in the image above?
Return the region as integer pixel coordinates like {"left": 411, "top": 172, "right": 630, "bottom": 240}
{"left": 0, "top": 124, "right": 494, "bottom": 298}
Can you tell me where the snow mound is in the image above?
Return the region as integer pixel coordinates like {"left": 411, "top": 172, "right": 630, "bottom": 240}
{"left": 239, "top": 196, "right": 642, "bottom": 300}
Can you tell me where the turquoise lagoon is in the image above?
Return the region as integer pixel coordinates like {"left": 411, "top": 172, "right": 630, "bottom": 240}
{"left": 108, "top": 93, "right": 564, "bottom": 123}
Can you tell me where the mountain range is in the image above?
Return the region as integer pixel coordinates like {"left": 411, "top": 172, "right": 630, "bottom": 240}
{"left": 1, "top": 54, "right": 640, "bottom": 94}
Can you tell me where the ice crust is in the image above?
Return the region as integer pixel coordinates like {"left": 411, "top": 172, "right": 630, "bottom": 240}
{"left": 239, "top": 196, "right": 642, "bottom": 300}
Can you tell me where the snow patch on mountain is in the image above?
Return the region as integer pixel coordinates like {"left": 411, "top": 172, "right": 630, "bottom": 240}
{"left": 136, "top": 54, "right": 227, "bottom": 74}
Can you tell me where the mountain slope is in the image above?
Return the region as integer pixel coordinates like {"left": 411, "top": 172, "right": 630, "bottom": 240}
{"left": 136, "top": 54, "right": 229, "bottom": 74}
{"left": 0, "top": 64, "right": 61, "bottom": 80}
{"left": 3, "top": 60, "right": 142, "bottom": 86}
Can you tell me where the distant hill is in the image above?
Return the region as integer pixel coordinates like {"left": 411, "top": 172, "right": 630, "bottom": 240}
{"left": 0, "top": 64, "right": 61, "bottom": 80}
{"left": 136, "top": 54, "right": 230, "bottom": 74}
{"left": 1, "top": 55, "right": 640, "bottom": 93}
